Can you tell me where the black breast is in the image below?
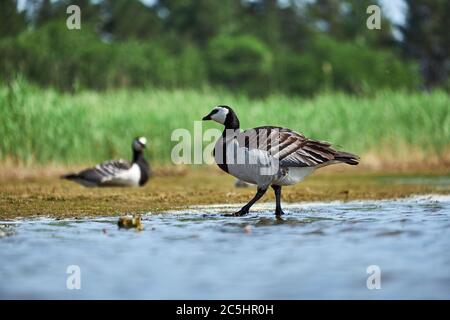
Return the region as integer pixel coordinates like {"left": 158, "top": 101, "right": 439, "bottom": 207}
{"left": 136, "top": 159, "right": 151, "bottom": 186}
{"left": 213, "top": 140, "right": 229, "bottom": 174}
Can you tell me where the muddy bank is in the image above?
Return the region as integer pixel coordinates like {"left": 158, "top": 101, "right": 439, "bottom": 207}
{"left": 0, "top": 167, "right": 449, "bottom": 220}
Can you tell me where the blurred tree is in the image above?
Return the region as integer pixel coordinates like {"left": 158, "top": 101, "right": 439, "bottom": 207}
{"left": 101, "top": 0, "right": 163, "bottom": 40}
{"left": 24, "top": 0, "right": 101, "bottom": 26}
{"left": 52, "top": 0, "right": 102, "bottom": 26}
{"left": 307, "top": 0, "right": 342, "bottom": 35}
{"left": 238, "top": 0, "right": 282, "bottom": 48}
{"left": 157, "top": 0, "right": 241, "bottom": 46}
{"left": 306, "top": 0, "right": 396, "bottom": 47}
{"left": 0, "top": 0, "right": 430, "bottom": 94}
{"left": 277, "top": 1, "right": 312, "bottom": 51}
{"left": 207, "top": 33, "right": 272, "bottom": 95}
{"left": 400, "top": 0, "right": 449, "bottom": 89}
{"left": 35, "top": 0, "right": 55, "bottom": 26}
{"left": 0, "top": 0, "right": 27, "bottom": 38}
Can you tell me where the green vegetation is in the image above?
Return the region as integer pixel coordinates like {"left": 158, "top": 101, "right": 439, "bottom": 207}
{"left": 2, "top": 0, "right": 448, "bottom": 96}
{"left": 0, "top": 21, "right": 419, "bottom": 96}
{"left": 1, "top": 79, "right": 448, "bottom": 165}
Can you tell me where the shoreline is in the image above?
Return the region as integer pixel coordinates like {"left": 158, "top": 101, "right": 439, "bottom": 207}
{"left": 1, "top": 167, "right": 449, "bottom": 220}
{"left": 2, "top": 194, "right": 450, "bottom": 222}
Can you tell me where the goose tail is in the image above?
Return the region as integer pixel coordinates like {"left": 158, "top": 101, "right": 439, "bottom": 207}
{"left": 61, "top": 173, "right": 79, "bottom": 180}
{"left": 334, "top": 151, "right": 360, "bottom": 165}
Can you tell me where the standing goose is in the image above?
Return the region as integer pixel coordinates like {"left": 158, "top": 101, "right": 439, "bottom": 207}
{"left": 202, "top": 106, "right": 359, "bottom": 216}
{"left": 62, "top": 137, "right": 151, "bottom": 187}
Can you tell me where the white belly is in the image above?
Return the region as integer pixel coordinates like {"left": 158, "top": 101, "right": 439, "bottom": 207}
{"left": 271, "top": 166, "right": 315, "bottom": 186}
{"left": 102, "top": 163, "right": 141, "bottom": 187}
{"left": 216, "top": 139, "right": 315, "bottom": 187}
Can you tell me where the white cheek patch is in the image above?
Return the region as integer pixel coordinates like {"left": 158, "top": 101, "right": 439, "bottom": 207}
{"left": 211, "top": 107, "right": 229, "bottom": 124}
{"left": 138, "top": 137, "right": 147, "bottom": 146}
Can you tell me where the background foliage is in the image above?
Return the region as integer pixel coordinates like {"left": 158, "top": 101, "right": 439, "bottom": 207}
{"left": 1, "top": 0, "right": 448, "bottom": 95}
{"left": 0, "top": 0, "right": 448, "bottom": 166}
{"left": 1, "top": 79, "right": 448, "bottom": 165}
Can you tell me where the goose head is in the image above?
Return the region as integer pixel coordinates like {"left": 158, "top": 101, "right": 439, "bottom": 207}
{"left": 132, "top": 136, "right": 147, "bottom": 152}
{"left": 202, "top": 105, "right": 240, "bottom": 129}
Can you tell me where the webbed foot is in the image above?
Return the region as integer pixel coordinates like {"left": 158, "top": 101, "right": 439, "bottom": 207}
{"left": 224, "top": 208, "right": 249, "bottom": 217}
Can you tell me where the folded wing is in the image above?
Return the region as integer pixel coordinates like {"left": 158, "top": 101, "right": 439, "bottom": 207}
{"left": 238, "top": 126, "right": 359, "bottom": 167}
{"left": 94, "top": 159, "right": 133, "bottom": 182}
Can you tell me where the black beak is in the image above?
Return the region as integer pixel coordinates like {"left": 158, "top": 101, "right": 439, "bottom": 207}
{"left": 202, "top": 114, "right": 212, "bottom": 121}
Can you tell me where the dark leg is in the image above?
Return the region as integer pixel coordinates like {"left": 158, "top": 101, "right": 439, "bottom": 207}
{"left": 227, "top": 187, "right": 268, "bottom": 216}
{"left": 271, "top": 185, "right": 285, "bottom": 216}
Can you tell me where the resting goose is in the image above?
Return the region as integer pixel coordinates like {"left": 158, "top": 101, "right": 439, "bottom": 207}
{"left": 62, "top": 137, "right": 151, "bottom": 187}
{"left": 202, "top": 106, "right": 359, "bottom": 216}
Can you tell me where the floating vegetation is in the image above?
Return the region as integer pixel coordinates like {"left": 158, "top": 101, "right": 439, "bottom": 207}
{"left": 118, "top": 215, "right": 144, "bottom": 231}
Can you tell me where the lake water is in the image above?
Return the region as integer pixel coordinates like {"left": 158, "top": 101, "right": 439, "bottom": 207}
{"left": 1, "top": 195, "right": 449, "bottom": 299}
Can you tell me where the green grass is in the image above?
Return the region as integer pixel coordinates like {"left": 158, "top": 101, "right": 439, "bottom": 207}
{"left": 0, "top": 79, "right": 449, "bottom": 165}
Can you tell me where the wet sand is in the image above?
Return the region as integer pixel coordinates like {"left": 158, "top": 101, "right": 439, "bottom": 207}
{"left": 0, "top": 166, "right": 449, "bottom": 220}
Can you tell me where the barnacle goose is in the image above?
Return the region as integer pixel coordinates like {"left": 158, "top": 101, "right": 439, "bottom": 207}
{"left": 62, "top": 137, "right": 151, "bottom": 187}
{"left": 202, "top": 106, "right": 359, "bottom": 216}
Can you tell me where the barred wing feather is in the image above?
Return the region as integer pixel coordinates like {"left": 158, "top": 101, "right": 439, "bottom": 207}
{"left": 95, "top": 159, "right": 132, "bottom": 182}
{"left": 238, "top": 126, "right": 358, "bottom": 167}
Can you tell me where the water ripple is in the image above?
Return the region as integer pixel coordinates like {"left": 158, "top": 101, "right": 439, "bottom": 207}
{"left": 0, "top": 195, "right": 449, "bottom": 299}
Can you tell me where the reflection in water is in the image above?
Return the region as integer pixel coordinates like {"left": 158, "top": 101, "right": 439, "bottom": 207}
{"left": 0, "top": 224, "right": 16, "bottom": 238}
{"left": 0, "top": 195, "right": 449, "bottom": 299}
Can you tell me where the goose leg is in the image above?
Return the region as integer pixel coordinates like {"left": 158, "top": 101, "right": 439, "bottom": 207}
{"left": 272, "top": 185, "right": 285, "bottom": 216}
{"left": 228, "top": 187, "right": 267, "bottom": 216}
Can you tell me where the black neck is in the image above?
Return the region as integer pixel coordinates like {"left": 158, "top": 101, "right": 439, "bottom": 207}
{"left": 224, "top": 112, "right": 240, "bottom": 130}
{"left": 217, "top": 112, "right": 239, "bottom": 174}
{"left": 132, "top": 149, "right": 144, "bottom": 163}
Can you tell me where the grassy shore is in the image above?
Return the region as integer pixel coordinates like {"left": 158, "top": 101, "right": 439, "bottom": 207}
{"left": 1, "top": 80, "right": 449, "bottom": 219}
{"left": 1, "top": 79, "right": 449, "bottom": 168}
{"left": 0, "top": 166, "right": 449, "bottom": 220}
